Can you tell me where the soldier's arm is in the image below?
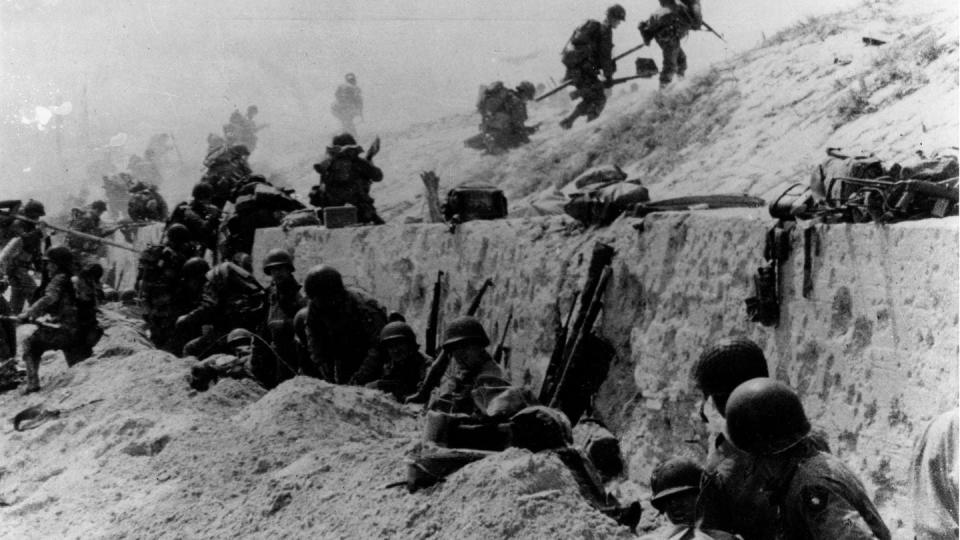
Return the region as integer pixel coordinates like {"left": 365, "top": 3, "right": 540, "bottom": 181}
{"left": 0, "top": 237, "right": 23, "bottom": 274}
{"left": 25, "top": 274, "right": 64, "bottom": 319}
{"left": 178, "top": 281, "right": 219, "bottom": 328}
{"left": 798, "top": 484, "right": 888, "bottom": 539}
{"left": 359, "top": 160, "right": 384, "bottom": 183}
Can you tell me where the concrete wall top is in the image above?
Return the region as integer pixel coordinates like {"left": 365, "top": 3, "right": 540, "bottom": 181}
{"left": 254, "top": 212, "right": 958, "bottom": 537}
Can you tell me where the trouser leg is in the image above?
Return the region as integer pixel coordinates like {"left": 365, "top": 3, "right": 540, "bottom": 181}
{"left": 8, "top": 267, "right": 36, "bottom": 314}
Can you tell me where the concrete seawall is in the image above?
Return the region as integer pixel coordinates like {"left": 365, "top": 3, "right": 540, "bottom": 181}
{"left": 254, "top": 210, "right": 958, "bottom": 534}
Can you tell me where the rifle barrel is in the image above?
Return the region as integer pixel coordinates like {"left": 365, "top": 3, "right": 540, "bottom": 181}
{"left": 15, "top": 215, "right": 140, "bottom": 253}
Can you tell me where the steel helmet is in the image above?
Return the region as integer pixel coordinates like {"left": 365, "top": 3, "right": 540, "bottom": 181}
{"left": 90, "top": 200, "right": 107, "bottom": 213}
{"left": 345, "top": 73, "right": 356, "bottom": 84}
{"left": 332, "top": 133, "right": 357, "bottom": 147}
{"left": 165, "top": 223, "right": 191, "bottom": 245}
{"left": 303, "top": 264, "right": 344, "bottom": 299}
{"left": 262, "top": 249, "right": 294, "bottom": 274}
{"left": 181, "top": 257, "right": 211, "bottom": 280}
{"left": 516, "top": 81, "right": 536, "bottom": 100}
{"left": 691, "top": 338, "right": 768, "bottom": 414}
{"left": 22, "top": 199, "right": 45, "bottom": 218}
{"left": 725, "top": 378, "right": 811, "bottom": 456}
{"left": 43, "top": 246, "right": 74, "bottom": 270}
{"left": 226, "top": 328, "right": 254, "bottom": 346}
{"left": 379, "top": 321, "right": 417, "bottom": 346}
{"left": 650, "top": 457, "right": 703, "bottom": 512}
{"left": 192, "top": 182, "right": 214, "bottom": 201}
{"left": 607, "top": 4, "right": 626, "bottom": 21}
{"left": 441, "top": 316, "right": 490, "bottom": 349}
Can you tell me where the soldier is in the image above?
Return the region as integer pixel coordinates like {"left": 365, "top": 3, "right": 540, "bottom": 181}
{"left": 19, "top": 247, "right": 87, "bottom": 393}
{"left": 332, "top": 73, "right": 363, "bottom": 136}
{"left": 350, "top": 321, "right": 428, "bottom": 401}
{"left": 691, "top": 338, "right": 777, "bottom": 539}
{"left": 309, "top": 133, "right": 384, "bottom": 225}
{"left": 639, "top": 458, "right": 739, "bottom": 539}
{"left": 202, "top": 144, "right": 252, "bottom": 209}
{"left": 724, "top": 378, "right": 891, "bottom": 539}
{"left": 174, "top": 259, "right": 266, "bottom": 358}
{"left": 73, "top": 262, "right": 104, "bottom": 358}
{"left": 559, "top": 5, "right": 625, "bottom": 129}
{"left": 168, "top": 183, "right": 221, "bottom": 257}
{"left": 0, "top": 200, "right": 46, "bottom": 313}
{"left": 473, "top": 81, "right": 538, "bottom": 154}
{"left": 135, "top": 224, "right": 195, "bottom": 350}
{"left": 0, "top": 279, "right": 15, "bottom": 364}
{"left": 427, "top": 316, "right": 511, "bottom": 415}
{"left": 301, "top": 264, "right": 387, "bottom": 384}
{"left": 188, "top": 328, "right": 283, "bottom": 391}
{"left": 639, "top": 0, "right": 698, "bottom": 89}
{"left": 262, "top": 249, "right": 305, "bottom": 381}
{"left": 221, "top": 175, "right": 302, "bottom": 260}
{"left": 102, "top": 172, "right": 134, "bottom": 220}
{"left": 129, "top": 148, "right": 164, "bottom": 187}
{"left": 127, "top": 181, "right": 168, "bottom": 222}
{"left": 66, "top": 200, "right": 108, "bottom": 263}
{"left": 224, "top": 106, "right": 262, "bottom": 152}
{"left": 164, "top": 257, "right": 210, "bottom": 356}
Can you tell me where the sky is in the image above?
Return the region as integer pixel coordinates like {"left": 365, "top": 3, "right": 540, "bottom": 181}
{"left": 0, "top": 0, "right": 937, "bottom": 203}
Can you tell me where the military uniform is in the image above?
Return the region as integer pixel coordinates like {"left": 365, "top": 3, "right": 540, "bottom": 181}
{"left": 332, "top": 82, "right": 363, "bottom": 135}
{"left": 351, "top": 348, "right": 428, "bottom": 401}
{"left": 177, "top": 262, "right": 266, "bottom": 358}
{"left": 427, "top": 352, "right": 509, "bottom": 415}
{"left": 127, "top": 182, "right": 168, "bottom": 222}
{"left": 476, "top": 83, "right": 534, "bottom": 153}
{"left": 223, "top": 110, "right": 259, "bottom": 152}
{"left": 264, "top": 272, "right": 305, "bottom": 381}
{"left": 73, "top": 270, "right": 104, "bottom": 358}
{"left": 66, "top": 206, "right": 106, "bottom": 262}
{"left": 136, "top": 243, "right": 193, "bottom": 349}
{"left": 303, "top": 288, "right": 387, "bottom": 384}
{"left": 168, "top": 201, "right": 220, "bottom": 256}
{"left": 698, "top": 434, "right": 778, "bottom": 539}
{"left": 639, "top": 1, "right": 693, "bottom": 88}
{"left": 310, "top": 145, "right": 384, "bottom": 224}
{"left": 775, "top": 448, "right": 890, "bottom": 539}
{"left": 201, "top": 146, "right": 252, "bottom": 210}
{"left": 0, "top": 286, "right": 15, "bottom": 360}
{"left": 0, "top": 225, "right": 44, "bottom": 313}
{"left": 22, "top": 272, "right": 83, "bottom": 391}
{"left": 560, "top": 19, "right": 616, "bottom": 128}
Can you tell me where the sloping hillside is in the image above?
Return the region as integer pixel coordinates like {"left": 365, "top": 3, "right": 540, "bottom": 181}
{"left": 362, "top": 0, "right": 958, "bottom": 220}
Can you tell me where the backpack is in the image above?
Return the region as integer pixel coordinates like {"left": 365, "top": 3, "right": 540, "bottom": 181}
{"left": 562, "top": 20, "right": 599, "bottom": 69}
{"left": 564, "top": 179, "right": 650, "bottom": 226}
{"left": 895, "top": 151, "right": 959, "bottom": 182}
{"left": 811, "top": 148, "right": 886, "bottom": 205}
{"left": 137, "top": 244, "right": 173, "bottom": 290}
{"left": 477, "top": 82, "right": 508, "bottom": 115}
{"left": 442, "top": 183, "right": 508, "bottom": 223}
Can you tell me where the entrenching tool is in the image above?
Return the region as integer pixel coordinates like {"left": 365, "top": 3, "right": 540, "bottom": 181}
{"left": 535, "top": 43, "right": 646, "bottom": 102}
{"left": 11, "top": 399, "right": 103, "bottom": 431}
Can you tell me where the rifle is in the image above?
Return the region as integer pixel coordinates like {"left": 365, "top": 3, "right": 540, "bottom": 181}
{"left": 535, "top": 43, "right": 646, "bottom": 102}
{"left": 493, "top": 306, "right": 514, "bottom": 368}
{"left": 405, "top": 277, "right": 494, "bottom": 405}
{"left": 549, "top": 265, "right": 612, "bottom": 411}
{"left": 700, "top": 20, "right": 726, "bottom": 43}
{"left": 0, "top": 315, "right": 62, "bottom": 330}
{"left": 425, "top": 270, "right": 444, "bottom": 358}
{"left": 539, "top": 242, "right": 615, "bottom": 404}
{"left": 569, "top": 74, "right": 653, "bottom": 100}
{"left": 14, "top": 214, "right": 140, "bottom": 253}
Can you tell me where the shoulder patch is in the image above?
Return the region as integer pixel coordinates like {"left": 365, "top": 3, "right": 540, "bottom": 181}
{"left": 801, "top": 485, "right": 830, "bottom": 514}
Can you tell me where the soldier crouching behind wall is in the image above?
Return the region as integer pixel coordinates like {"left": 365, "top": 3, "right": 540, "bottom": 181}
{"left": 19, "top": 247, "right": 94, "bottom": 393}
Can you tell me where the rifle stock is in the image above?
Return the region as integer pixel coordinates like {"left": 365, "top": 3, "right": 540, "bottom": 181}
{"left": 549, "top": 266, "right": 613, "bottom": 411}
{"left": 425, "top": 270, "right": 444, "bottom": 358}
